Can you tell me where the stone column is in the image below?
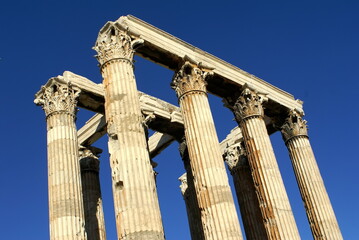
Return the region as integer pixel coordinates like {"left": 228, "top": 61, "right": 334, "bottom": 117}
{"left": 143, "top": 115, "right": 160, "bottom": 185}
{"left": 178, "top": 140, "right": 204, "bottom": 240}
{"left": 79, "top": 147, "right": 106, "bottom": 240}
{"left": 34, "top": 78, "right": 86, "bottom": 240}
{"left": 281, "top": 109, "right": 343, "bottom": 239}
{"left": 232, "top": 87, "right": 300, "bottom": 240}
{"left": 172, "top": 61, "right": 243, "bottom": 240}
{"left": 93, "top": 22, "right": 164, "bottom": 240}
{"left": 179, "top": 173, "right": 205, "bottom": 240}
{"left": 224, "top": 143, "right": 267, "bottom": 240}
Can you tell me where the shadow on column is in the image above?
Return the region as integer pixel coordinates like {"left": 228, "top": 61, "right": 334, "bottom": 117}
{"left": 179, "top": 139, "right": 205, "bottom": 240}
{"left": 80, "top": 147, "right": 106, "bottom": 240}
{"left": 224, "top": 142, "right": 267, "bottom": 240}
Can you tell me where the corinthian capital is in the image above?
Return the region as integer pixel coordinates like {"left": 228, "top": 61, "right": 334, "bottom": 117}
{"left": 79, "top": 147, "right": 101, "bottom": 172}
{"left": 178, "top": 173, "right": 188, "bottom": 196}
{"left": 281, "top": 109, "right": 308, "bottom": 143}
{"left": 223, "top": 143, "right": 247, "bottom": 174}
{"left": 34, "top": 77, "right": 80, "bottom": 118}
{"left": 93, "top": 22, "right": 144, "bottom": 65}
{"left": 233, "top": 87, "right": 267, "bottom": 122}
{"left": 171, "top": 61, "right": 213, "bottom": 99}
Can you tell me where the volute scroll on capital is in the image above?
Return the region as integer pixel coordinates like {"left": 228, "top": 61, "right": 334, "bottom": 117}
{"left": 281, "top": 109, "right": 308, "bottom": 143}
{"left": 93, "top": 21, "right": 144, "bottom": 66}
{"left": 223, "top": 143, "right": 248, "bottom": 174}
{"left": 178, "top": 173, "right": 188, "bottom": 196}
{"left": 34, "top": 77, "right": 81, "bottom": 118}
{"left": 232, "top": 86, "right": 268, "bottom": 123}
{"left": 171, "top": 61, "right": 214, "bottom": 100}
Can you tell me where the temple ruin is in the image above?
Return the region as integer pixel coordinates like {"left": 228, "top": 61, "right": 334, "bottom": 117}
{"left": 34, "top": 15, "right": 342, "bottom": 240}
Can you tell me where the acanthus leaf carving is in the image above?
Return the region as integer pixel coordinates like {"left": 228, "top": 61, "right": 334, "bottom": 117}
{"left": 223, "top": 142, "right": 248, "bottom": 174}
{"left": 233, "top": 87, "right": 267, "bottom": 122}
{"left": 281, "top": 109, "right": 308, "bottom": 143}
{"left": 171, "top": 61, "right": 213, "bottom": 99}
{"left": 34, "top": 78, "right": 80, "bottom": 118}
{"left": 93, "top": 22, "right": 143, "bottom": 65}
{"left": 178, "top": 173, "right": 188, "bottom": 196}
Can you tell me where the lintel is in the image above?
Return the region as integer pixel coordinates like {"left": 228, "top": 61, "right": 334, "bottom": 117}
{"left": 116, "top": 15, "right": 303, "bottom": 117}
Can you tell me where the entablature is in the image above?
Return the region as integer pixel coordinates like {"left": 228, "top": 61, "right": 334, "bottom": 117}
{"left": 38, "top": 71, "right": 184, "bottom": 139}
{"left": 115, "top": 15, "right": 303, "bottom": 121}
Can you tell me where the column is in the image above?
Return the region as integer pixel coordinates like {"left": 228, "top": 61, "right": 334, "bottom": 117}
{"left": 79, "top": 147, "right": 107, "bottom": 240}
{"left": 171, "top": 61, "right": 243, "bottom": 240}
{"left": 178, "top": 140, "right": 204, "bottom": 240}
{"left": 281, "top": 109, "right": 343, "bottom": 239}
{"left": 143, "top": 116, "right": 159, "bottom": 185}
{"left": 224, "top": 142, "right": 267, "bottom": 240}
{"left": 93, "top": 22, "right": 164, "bottom": 240}
{"left": 232, "top": 87, "right": 300, "bottom": 239}
{"left": 34, "top": 78, "right": 86, "bottom": 240}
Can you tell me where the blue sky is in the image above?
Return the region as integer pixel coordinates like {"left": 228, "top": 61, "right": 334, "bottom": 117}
{"left": 1, "top": 0, "right": 358, "bottom": 239}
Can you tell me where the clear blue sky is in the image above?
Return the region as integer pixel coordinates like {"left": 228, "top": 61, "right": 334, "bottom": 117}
{"left": 1, "top": 0, "right": 358, "bottom": 239}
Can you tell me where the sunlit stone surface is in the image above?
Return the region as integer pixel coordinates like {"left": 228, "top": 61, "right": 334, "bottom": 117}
{"left": 35, "top": 15, "right": 342, "bottom": 240}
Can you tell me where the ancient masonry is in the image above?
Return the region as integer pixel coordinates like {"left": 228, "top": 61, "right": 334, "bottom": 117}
{"left": 34, "top": 15, "right": 342, "bottom": 240}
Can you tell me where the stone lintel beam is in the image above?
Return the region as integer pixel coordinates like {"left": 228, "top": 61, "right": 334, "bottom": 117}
{"left": 44, "top": 71, "right": 276, "bottom": 137}
{"left": 62, "top": 71, "right": 105, "bottom": 113}
{"left": 37, "top": 71, "right": 185, "bottom": 139}
{"left": 116, "top": 15, "right": 303, "bottom": 117}
{"left": 78, "top": 114, "right": 107, "bottom": 146}
{"left": 147, "top": 132, "right": 175, "bottom": 158}
{"left": 219, "top": 126, "right": 243, "bottom": 151}
{"left": 77, "top": 118, "right": 245, "bottom": 174}
{"left": 138, "top": 92, "right": 183, "bottom": 139}
{"left": 78, "top": 114, "right": 175, "bottom": 159}
{"left": 77, "top": 111, "right": 238, "bottom": 160}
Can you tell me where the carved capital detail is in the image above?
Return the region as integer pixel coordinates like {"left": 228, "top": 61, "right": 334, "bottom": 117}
{"left": 281, "top": 109, "right": 308, "bottom": 143}
{"left": 233, "top": 87, "right": 267, "bottom": 122}
{"left": 93, "top": 22, "right": 143, "bottom": 66}
{"left": 34, "top": 78, "right": 80, "bottom": 118}
{"left": 171, "top": 61, "right": 213, "bottom": 99}
{"left": 223, "top": 143, "right": 248, "bottom": 174}
{"left": 79, "top": 147, "right": 100, "bottom": 172}
{"left": 179, "top": 173, "right": 188, "bottom": 196}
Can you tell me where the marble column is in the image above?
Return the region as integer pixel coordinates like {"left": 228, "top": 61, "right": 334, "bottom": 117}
{"left": 224, "top": 142, "right": 267, "bottom": 240}
{"left": 178, "top": 140, "right": 204, "bottom": 240}
{"left": 79, "top": 147, "right": 106, "bottom": 240}
{"left": 93, "top": 22, "right": 164, "bottom": 240}
{"left": 34, "top": 78, "right": 86, "bottom": 240}
{"left": 179, "top": 173, "right": 205, "bottom": 240}
{"left": 143, "top": 116, "right": 160, "bottom": 185}
{"left": 281, "top": 109, "right": 343, "bottom": 240}
{"left": 232, "top": 87, "right": 300, "bottom": 240}
{"left": 172, "top": 61, "right": 243, "bottom": 240}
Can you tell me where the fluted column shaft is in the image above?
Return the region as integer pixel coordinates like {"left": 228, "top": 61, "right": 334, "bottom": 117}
{"left": 232, "top": 87, "right": 300, "bottom": 240}
{"left": 224, "top": 143, "right": 267, "bottom": 240}
{"left": 80, "top": 148, "right": 106, "bottom": 240}
{"left": 35, "top": 79, "right": 86, "bottom": 240}
{"left": 179, "top": 140, "right": 205, "bottom": 240}
{"left": 172, "top": 62, "right": 243, "bottom": 240}
{"left": 179, "top": 173, "right": 205, "bottom": 240}
{"left": 94, "top": 23, "right": 164, "bottom": 240}
{"left": 281, "top": 110, "right": 342, "bottom": 239}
